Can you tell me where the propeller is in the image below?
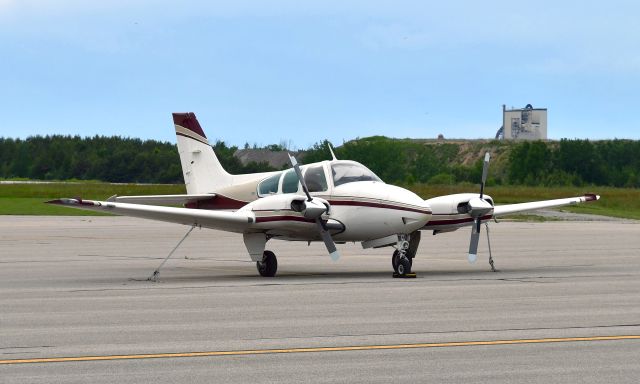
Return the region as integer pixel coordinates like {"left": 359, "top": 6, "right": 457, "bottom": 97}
{"left": 467, "top": 152, "right": 493, "bottom": 263}
{"left": 288, "top": 154, "right": 340, "bottom": 261}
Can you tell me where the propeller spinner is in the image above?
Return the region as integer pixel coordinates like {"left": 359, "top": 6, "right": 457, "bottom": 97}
{"left": 288, "top": 154, "right": 340, "bottom": 261}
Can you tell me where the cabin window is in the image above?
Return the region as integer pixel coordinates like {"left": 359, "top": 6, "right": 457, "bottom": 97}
{"left": 303, "top": 165, "right": 328, "bottom": 192}
{"left": 258, "top": 173, "right": 280, "bottom": 196}
{"left": 282, "top": 169, "right": 300, "bottom": 194}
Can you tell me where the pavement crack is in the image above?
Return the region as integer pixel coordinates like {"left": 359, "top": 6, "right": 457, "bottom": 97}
{"left": 243, "top": 323, "right": 640, "bottom": 342}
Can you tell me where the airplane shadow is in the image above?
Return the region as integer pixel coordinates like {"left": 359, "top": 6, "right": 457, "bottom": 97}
{"left": 131, "top": 264, "right": 595, "bottom": 286}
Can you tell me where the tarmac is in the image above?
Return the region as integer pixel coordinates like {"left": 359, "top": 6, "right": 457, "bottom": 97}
{"left": 1, "top": 216, "right": 639, "bottom": 383}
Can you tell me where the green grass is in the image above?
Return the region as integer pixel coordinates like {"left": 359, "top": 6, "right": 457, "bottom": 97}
{"left": 0, "top": 182, "right": 185, "bottom": 198}
{"left": 0, "top": 182, "right": 185, "bottom": 215}
{"left": 1, "top": 181, "right": 638, "bottom": 220}
{"left": 0, "top": 197, "right": 114, "bottom": 215}
{"left": 407, "top": 184, "right": 640, "bottom": 221}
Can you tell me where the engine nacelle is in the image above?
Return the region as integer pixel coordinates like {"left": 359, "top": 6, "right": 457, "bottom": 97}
{"left": 425, "top": 193, "right": 494, "bottom": 216}
{"left": 240, "top": 194, "right": 330, "bottom": 220}
{"left": 423, "top": 193, "right": 494, "bottom": 234}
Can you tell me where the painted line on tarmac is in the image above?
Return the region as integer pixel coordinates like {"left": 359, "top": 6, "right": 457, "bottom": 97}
{"left": 1, "top": 335, "right": 639, "bottom": 365}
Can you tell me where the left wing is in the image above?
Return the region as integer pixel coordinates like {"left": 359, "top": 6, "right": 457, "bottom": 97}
{"left": 492, "top": 194, "right": 600, "bottom": 217}
{"left": 107, "top": 194, "right": 215, "bottom": 206}
{"left": 46, "top": 198, "right": 253, "bottom": 233}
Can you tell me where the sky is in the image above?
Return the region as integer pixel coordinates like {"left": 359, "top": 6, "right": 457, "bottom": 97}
{"left": 1, "top": 0, "right": 639, "bottom": 148}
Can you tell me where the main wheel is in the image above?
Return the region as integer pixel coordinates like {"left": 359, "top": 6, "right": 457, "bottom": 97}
{"left": 397, "top": 256, "right": 412, "bottom": 276}
{"left": 392, "top": 250, "right": 412, "bottom": 273}
{"left": 257, "top": 250, "right": 277, "bottom": 277}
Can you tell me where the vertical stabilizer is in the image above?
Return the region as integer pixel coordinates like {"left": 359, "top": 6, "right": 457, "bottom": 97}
{"left": 173, "top": 112, "right": 233, "bottom": 194}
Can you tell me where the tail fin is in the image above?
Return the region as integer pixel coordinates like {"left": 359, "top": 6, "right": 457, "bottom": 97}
{"left": 173, "top": 112, "right": 233, "bottom": 194}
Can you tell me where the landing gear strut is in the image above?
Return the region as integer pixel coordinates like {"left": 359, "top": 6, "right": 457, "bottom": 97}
{"left": 257, "top": 250, "right": 278, "bottom": 277}
{"left": 485, "top": 222, "right": 497, "bottom": 272}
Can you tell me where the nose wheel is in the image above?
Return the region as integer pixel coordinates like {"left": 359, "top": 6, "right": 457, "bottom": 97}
{"left": 257, "top": 250, "right": 278, "bottom": 277}
{"left": 392, "top": 250, "right": 413, "bottom": 273}
{"left": 392, "top": 236, "right": 416, "bottom": 278}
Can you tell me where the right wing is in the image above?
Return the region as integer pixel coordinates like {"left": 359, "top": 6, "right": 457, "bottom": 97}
{"left": 46, "top": 198, "right": 253, "bottom": 233}
{"left": 492, "top": 194, "right": 600, "bottom": 217}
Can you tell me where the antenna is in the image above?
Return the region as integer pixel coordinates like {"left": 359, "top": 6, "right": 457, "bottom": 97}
{"left": 327, "top": 142, "right": 338, "bottom": 161}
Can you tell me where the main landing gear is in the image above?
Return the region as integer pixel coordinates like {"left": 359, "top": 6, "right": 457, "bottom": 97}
{"left": 257, "top": 250, "right": 278, "bottom": 277}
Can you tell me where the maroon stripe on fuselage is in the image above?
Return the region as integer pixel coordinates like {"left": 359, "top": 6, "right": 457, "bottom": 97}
{"left": 185, "top": 194, "right": 432, "bottom": 215}
{"left": 328, "top": 200, "right": 431, "bottom": 215}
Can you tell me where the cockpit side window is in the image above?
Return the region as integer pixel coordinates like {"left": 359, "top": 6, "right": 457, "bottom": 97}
{"left": 281, "top": 169, "right": 300, "bottom": 194}
{"left": 257, "top": 173, "right": 280, "bottom": 196}
{"left": 331, "top": 162, "right": 382, "bottom": 187}
{"left": 303, "top": 165, "right": 328, "bottom": 192}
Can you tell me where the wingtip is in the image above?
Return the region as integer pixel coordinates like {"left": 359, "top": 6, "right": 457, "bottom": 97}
{"left": 584, "top": 193, "right": 600, "bottom": 202}
{"left": 45, "top": 198, "right": 78, "bottom": 205}
{"left": 44, "top": 198, "right": 101, "bottom": 207}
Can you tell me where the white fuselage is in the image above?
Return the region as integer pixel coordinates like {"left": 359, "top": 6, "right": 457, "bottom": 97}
{"left": 236, "top": 160, "right": 433, "bottom": 242}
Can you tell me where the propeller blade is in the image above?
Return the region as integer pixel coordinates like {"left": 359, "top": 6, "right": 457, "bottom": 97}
{"left": 479, "top": 152, "right": 490, "bottom": 198}
{"left": 467, "top": 153, "right": 490, "bottom": 262}
{"left": 468, "top": 218, "right": 481, "bottom": 263}
{"left": 287, "top": 154, "right": 339, "bottom": 260}
{"left": 317, "top": 219, "right": 340, "bottom": 261}
{"left": 288, "top": 153, "right": 312, "bottom": 201}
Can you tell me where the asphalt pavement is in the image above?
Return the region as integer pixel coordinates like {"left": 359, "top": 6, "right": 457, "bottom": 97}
{"left": 1, "top": 216, "right": 639, "bottom": 383}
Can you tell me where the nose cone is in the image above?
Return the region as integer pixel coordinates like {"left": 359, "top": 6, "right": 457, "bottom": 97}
{"left": 383, "top": 184, "right": 428, "bottom": 207}
{"left": 331, "top": 182, "right": 432, "bottom": 239}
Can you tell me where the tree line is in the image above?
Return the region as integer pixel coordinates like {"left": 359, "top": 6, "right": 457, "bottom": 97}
{"left": 301, "top": 137, "right": 640, "bottom": 188}
{"left": 507, "top": 139, "right": 640, "bottom": 187}
{"left": 1, "top": 135, "right": 638, "bottom": 187}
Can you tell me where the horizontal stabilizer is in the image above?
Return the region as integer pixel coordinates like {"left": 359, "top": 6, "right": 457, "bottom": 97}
{"left": 110, "top": 194, "right": 215, "bottom": 206}
{"left": 46, "top": 198, "right": 253, "bottom": 233}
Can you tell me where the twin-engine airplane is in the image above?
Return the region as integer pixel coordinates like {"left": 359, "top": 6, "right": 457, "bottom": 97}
{"left": 48, "top": 113, "right": 600, "bottom": 277}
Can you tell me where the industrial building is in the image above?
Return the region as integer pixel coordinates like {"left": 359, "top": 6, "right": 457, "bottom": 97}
{"left": 496, "top": 104, "right": 547, "bottom": 140}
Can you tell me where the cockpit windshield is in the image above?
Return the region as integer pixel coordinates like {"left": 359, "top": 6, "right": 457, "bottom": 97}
{"left": 331, "top": 161, "right": 382, "bottom": 187}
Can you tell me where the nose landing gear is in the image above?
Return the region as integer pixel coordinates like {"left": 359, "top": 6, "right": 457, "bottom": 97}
{"left": 392, "top": 235, "right": 416, "bottom": 278}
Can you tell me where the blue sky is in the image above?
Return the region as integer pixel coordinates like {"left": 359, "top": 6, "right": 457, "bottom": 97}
{"left": 1, "top": 0, "right": 639, "bottom": 148}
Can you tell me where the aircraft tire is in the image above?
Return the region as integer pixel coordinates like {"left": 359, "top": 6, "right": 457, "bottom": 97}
{"left": 392, "top": 250, "right": 412, "bottom": 273}
{"left": 392, "top": 250, "right": 399, "bottom": 272}
{"left": 257, "top": 250, "right": 278, "bottom": 277}
{"left": 396, "top": 255, "right": 412, "bottom": 276}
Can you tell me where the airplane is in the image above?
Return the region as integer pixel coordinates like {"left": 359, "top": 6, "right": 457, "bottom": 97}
{"left": 47, "top": 112, "right": 600, "bottom": 278}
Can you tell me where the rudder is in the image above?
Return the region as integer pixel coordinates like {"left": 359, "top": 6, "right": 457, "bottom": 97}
{"left": 173, "top": 112, "right": 233, "bottom": 194}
